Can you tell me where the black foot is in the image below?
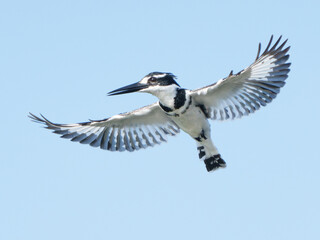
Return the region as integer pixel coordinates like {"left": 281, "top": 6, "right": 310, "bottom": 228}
{"left": 204, "top": 154, "right": 226, "bottom": 172}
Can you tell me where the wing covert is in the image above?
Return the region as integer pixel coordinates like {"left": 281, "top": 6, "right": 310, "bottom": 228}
{"left": 191, "top": 35, "right": 290, "bottom": 120}
{"left": 29, "top": 103, "right": 179, "bottom": 152}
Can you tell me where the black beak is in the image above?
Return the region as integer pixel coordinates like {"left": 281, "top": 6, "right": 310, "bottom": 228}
{"left": 108, "top": 82, "right": 148, "bottom": 96}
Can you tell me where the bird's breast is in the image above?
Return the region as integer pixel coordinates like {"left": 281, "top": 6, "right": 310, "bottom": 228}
{"left": 158, "top": 89, "right": 190, "bottom": 115}
{"left": 158, "top": 90, "right": 210, "bottom": 137}
{"left": 171, "top": 103, "right": 210, "bottom": 138}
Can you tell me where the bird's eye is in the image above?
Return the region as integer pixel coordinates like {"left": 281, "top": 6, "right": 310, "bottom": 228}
{"left": 148, "top": 77, "right": 157, "bottom": 84}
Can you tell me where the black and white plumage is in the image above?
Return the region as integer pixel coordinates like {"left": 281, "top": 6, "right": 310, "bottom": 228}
{"left": 29, "top": 104, "right": 179, "bottom": 152}
{"left": 29, "top": 36, "right": 290, "bottom": 172}
{"left": 191, "top": 36, "right": 290, "bottom": 120}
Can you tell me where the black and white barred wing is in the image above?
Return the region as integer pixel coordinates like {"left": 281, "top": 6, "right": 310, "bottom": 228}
{"left": 29, "top": 103, "right": 179, "bottom": 152}
{"left": 191, "top": 36, "right": 290, "bottom": 120}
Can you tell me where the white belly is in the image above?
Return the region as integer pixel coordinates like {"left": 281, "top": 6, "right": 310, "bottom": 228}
{"left": 170, "top": 104, "right": 210, "bottom": 138}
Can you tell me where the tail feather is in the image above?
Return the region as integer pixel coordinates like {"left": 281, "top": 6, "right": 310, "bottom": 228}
{"left": 197, "top": 144, "right": 226, "bottom": 172}
{"left": 204, "top": 154, "right": 226, "bottom": 172}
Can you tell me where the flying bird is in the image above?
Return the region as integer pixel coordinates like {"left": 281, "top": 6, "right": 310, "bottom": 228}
{"left": 29, "top": 36, "right": 290, "bottom": 172}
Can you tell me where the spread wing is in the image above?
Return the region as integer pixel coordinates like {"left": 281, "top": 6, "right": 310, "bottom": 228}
{"left": 29, "top": 103, "right": 180, "bottom": 152}
{"left": 191, "top": 35, "right": 290, "bottom": 120}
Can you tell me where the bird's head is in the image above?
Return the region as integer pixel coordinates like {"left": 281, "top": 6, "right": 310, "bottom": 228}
{"left": 108, "top": 72, "right": 180, "bottom": 97}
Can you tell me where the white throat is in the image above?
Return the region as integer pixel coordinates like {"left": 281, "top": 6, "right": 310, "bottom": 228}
{"left": 145, "top": 85, "right": 180, "bottom": 108}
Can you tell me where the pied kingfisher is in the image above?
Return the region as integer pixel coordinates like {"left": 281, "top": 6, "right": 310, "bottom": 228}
{"left": 29, "top": 36, "right": 290, "bottom": 172}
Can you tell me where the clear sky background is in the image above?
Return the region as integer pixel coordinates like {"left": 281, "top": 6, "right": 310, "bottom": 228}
{"left": 1, "top": 0, "right": 320, "bottom": 239}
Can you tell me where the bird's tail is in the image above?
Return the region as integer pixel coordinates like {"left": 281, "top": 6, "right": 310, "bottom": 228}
{"left": 197, "top": 142, "right": 226, "bottom": 172}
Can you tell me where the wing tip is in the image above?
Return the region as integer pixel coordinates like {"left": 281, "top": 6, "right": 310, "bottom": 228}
{"left": 28, "top": 112, "right": 46, "bottom": 124}
{"left": 255, "top": 43, "right": 261, "bottom": 60}
{"left": 28, "top": 112, "right": 66, "bottom": 130}
{"left": 256, "top": 35, "right": 290, "bottom": 59}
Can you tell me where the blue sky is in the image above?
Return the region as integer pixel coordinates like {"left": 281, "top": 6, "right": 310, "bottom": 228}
{"left": 1, "top": 0, "right": 320, "bottom": 239}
